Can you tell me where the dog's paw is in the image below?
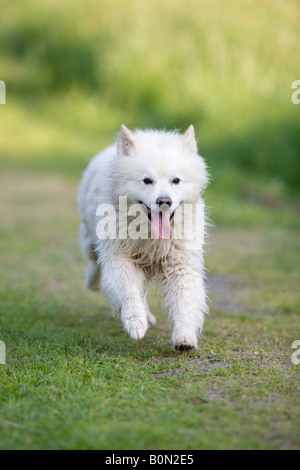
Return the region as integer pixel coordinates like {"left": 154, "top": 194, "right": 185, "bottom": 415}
{"left": 173, "top": 333, "right": 198, "bottom": 351}
{"left": 124, "top": 316, "right": 148, "bottom": 340}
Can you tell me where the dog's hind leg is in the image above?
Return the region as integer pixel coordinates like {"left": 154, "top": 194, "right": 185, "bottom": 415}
{"left": 80, "top": 222, "right": 101, "bottom": 291}
{"left": 85, "top": 256, "right": 101, "bottom": 291}
{"left": 144, "top": 293, "right": 157, "bottom": 326}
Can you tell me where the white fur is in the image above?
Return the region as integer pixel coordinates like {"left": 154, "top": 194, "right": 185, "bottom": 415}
{"left": 78, "top": 125, "right": 209, "bottom": 350}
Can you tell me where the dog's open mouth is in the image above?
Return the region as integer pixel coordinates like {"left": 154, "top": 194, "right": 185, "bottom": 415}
{"left": 138, "top": 202, "right": 175, "bottom": 240}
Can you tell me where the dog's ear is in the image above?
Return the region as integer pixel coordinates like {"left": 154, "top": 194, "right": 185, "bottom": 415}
{"left": 182, "top": 125, "right": 197, "bottom": 154}
{"left": 117, "top": 125, "right": 135, "bottom": 156}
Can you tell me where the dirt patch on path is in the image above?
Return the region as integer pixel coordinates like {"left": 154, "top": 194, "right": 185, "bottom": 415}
{"left": 151, "top": 358, "right": 231, "bottom": 377}
{"left": 207, "top": 272, "right": 260, "bottom": 315}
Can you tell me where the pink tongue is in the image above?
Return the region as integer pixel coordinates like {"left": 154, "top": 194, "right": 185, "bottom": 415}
{"left": 151, "top": 211, "right": 172, "bottom": 239}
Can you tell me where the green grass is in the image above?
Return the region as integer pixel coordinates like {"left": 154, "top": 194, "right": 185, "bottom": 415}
{"left": 0, "top": 0, "right": 300, "bottom": 450}
{"left": 0, "top": 174, "right": 299, "bottom": 450}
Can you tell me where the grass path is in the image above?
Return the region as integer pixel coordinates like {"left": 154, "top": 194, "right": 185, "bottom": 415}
{"left": 0, "top": 172, "right": 299, "bottom": 449}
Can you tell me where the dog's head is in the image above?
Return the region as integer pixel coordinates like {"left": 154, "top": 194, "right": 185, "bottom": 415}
{"left": 112, "top": 125, "right": 209, "bottom": 239}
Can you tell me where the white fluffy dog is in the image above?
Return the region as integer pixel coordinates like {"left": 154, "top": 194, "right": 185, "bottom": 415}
{"left": 78, "top": 125, "right": 209, "bottom": 350}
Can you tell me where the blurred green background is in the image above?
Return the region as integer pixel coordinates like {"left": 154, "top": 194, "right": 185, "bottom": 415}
{"left": 1, "top": 0, "right": 299, "bottom": 219}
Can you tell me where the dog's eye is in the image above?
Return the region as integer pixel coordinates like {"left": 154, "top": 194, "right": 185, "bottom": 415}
{"left": 143, "top": 178, "right": 153, "bottom": 185}
{"left": 172, "top": 178, "right": 180, "bottom": 185}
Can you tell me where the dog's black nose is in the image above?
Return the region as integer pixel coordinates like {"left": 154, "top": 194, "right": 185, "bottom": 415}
{"left": 156, "top": 197, "right": 172, "bottom": 207}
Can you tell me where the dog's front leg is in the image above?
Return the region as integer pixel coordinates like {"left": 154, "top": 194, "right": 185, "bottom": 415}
{"left": 100, "top": 254, "right": 148, "bottom": 340}
{"left": 162, "top": 253, "right": 208, "bottom": 350}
